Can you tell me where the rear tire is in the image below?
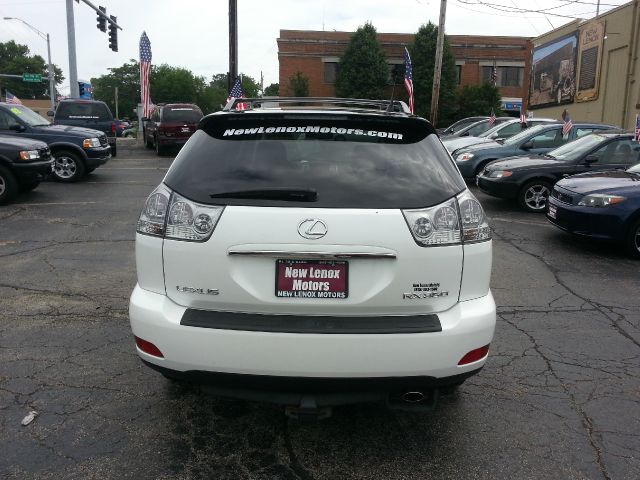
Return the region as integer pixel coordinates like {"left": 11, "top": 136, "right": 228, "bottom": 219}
{"left": 52, "top": 150, "right": 85, "bottom": 183}
{"left": 625, "top": 218, "right": 640, "bottom": 259}
{"left": 518, "top": 180, "right": 552, "bottom": 213}
{"left": 0, "top": 165, "right": 18, "bottom": 205}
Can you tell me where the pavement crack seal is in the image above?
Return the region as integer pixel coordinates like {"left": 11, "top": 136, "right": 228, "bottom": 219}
{"left": 282, "top": 417, "right": 316, "bottom": 480}
{"left": 500, "top": 313, "right": 612, "bottom": 480}
{"left": 493, "top": 230, "right": 640, "bottom": 349}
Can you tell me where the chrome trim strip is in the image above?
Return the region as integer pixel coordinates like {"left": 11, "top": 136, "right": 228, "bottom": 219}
{"left": 227, "top": 250, "right": 396, "bottom": 260}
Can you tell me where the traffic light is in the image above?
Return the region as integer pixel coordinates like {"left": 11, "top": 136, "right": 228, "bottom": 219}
{"left": 108, "top": 15, "right": 118, "bottom": 52}
{"left": 96, "top": 6, "right": 106, "bottom": 32}
{"left": 78, "top": 82, "right": 85, "bottom": 97}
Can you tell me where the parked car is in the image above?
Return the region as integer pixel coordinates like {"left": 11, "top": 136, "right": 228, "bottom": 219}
{"left": 51, "top": 99, "right": 117, "bottom": 156}
{"left": 114, "top": 119, "right": 132, "bottom": 137}
{"left": 143, "top": 103, "right": 203, "bottom": 155}
{"left": 477, "top": 132, "right": 639, "bottom": 212}
{"left": 547, "top": 163, "right": 640, "bottom": 258}
{"left": 442, "top": 118, "right": 558, "bottom": 155}
{"left": 454, "top": 123, "right": 618, "bottom": 180}
{"left": 0, "top": 134, "right": 52, "bottom": 205}
{"left": 0, "top": 103, "right": 111, "bottom": 182}
{"left": 436, "top": 116, "right": 488, "bottom": 136}
{"left": 440, "top": 117, "right": 513, "bottom": 139}
{"left": 130, "top": 97, "right": 496, "bottom": 416}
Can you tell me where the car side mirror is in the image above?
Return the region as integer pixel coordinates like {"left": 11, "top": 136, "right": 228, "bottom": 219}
{"left": 47, "top": 110, "right": 54, "bottom": 117}
{"left": 9, "top": 124, "right": 26, "bottom": 132}
{"left": 495, "top": 138, "right": 505, "bottom": 144}
{"left": 584, "top": 155, "right": 598, "bottom": 164}
{"left": 521, "top": 141, "right": 534, "bottom": 150}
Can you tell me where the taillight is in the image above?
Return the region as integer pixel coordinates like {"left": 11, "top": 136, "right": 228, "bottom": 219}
{"left": 457, "top": 190, "right": 491, "bottom": 243}
{"left": 136, "top": 184, "right": 224, "bottom": 242}
{"left": 402, "top": 190, "right": 491, "bottom": 247}
{"left": 111, "top": 122, "right": 116, "bottom": 135}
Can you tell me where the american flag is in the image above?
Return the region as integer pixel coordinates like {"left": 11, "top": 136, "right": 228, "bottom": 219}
{"left": 491, "top": 61, "right": 497, "bottom": 87}
{"left": 519, "top": 106, "right": 527, "bottom": 125}
{"left": 139, "top": 32, "right": 153, "bottom": 118}
{"left": 228, "top": 77, "right": 247, "bottom": 111}
{"left": 404, "top": 47, "right": 414, "bottom": 114}
{"left": 6, "top": 90, "right": 22, "bottom": 105}
{"left": 635, "top": 114, "right": 640, "bottom": 142}
{"left": 562, "top": 109, "right": 573, "bottom": 137}
{"left": 488, "top": 109, "right": 496, "bottom": 126}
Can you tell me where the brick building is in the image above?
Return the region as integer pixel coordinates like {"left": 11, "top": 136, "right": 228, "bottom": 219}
{"left": 277, "top": 30, "right": 532, "bottom": 115}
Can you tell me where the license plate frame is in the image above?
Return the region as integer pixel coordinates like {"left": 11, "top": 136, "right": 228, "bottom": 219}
{"left": 548, "top": 205, "right": 557, "bottom": 219}
{"left": 275, "top": 259, "right": 348, "bottom": 299}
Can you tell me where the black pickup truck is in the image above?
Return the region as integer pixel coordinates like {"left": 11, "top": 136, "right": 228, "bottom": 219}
{"left": 0, "top": 103, "right": 111, "bottom": 182}
{"left": 51, "top": 99, "right": 118, "bottom": 156}
{"left": 0, "top": 134, "right": 52, "bottom": 205}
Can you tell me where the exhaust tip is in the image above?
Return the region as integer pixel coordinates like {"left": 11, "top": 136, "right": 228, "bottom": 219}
{"left": 402, "top": 391, "right": 425, "bottom": 403}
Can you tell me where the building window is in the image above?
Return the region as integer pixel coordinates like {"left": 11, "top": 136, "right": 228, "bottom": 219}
{"left": 501, "top": 66, "right": 523, "bottom": 87}
{"left": 481, "top": 65, "right": 523, "bottom": 87}
{"left": 324, "top": 62, "right": 339, "bottom": 83}
{"left": 456, "top": 65, "right": 461, "bottom": 85}
{"left": 388, "top": 64, "right": 404, "bottom": 85}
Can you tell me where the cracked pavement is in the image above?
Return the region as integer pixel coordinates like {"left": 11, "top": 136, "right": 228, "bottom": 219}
{"left": 1, "top": 148, "right": 639, "bottom": 479}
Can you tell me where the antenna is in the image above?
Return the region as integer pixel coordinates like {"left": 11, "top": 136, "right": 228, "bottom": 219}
{"left": 386, "top": 83, "right": 397, "bottom": 113}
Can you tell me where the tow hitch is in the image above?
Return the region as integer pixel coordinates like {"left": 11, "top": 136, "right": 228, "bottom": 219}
{"left": 284, "top": 396, "right": 332, "bottom": 422}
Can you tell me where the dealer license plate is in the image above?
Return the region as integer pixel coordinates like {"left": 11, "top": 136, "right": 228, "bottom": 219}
{"left": 548, "top": 205, "right": 557, "bottom": 219}
{"left": 276, "top": 260, "right": 348, "bottom": 299}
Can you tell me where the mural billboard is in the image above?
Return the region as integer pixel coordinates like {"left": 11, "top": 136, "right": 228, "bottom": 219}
{"left": 529, "top": 32, "right": 579, "bottom": 109}
{"left": 576, "top": 20, "right": 605, "bottom": 103}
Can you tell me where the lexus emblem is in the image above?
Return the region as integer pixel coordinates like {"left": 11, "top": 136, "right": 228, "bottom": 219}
{"left": 298, "top": 219, "right": 328, "bottom": 240}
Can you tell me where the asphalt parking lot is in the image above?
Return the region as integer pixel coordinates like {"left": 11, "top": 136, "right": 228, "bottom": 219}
{"left": 1, "top": 145, "right": 639, "bottom": 480}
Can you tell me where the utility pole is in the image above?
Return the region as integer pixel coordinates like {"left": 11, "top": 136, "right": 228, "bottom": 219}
{"left": 228, "top": 0, "right": 238, "bottom": 92}
{"left": 114, "top": 86, "right": 119, "bottom": 118}
{"left": 430, "top": 0, "right": 447, "bottom": 127}
{"left": 66, "top": 0, "right": 79, "bottom": 98}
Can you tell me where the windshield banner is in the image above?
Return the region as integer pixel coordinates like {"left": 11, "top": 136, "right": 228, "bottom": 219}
{"left": 223, "top": 125, "right": 403, "bottom": 140}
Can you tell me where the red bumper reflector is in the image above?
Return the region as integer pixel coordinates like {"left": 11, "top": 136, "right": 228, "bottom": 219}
{"left": 458, "top": 344, "right": 490, "bottom": 365}
{"left": 134, "top": 336, "right": 164, "bottom": 358}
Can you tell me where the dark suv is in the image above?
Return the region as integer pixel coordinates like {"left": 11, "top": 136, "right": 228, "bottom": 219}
{"left": 0, "top": 135, "right": 52, "bottom": 204}
{"left": 52, "top": 99, "right": 118, "bottom": 156}
{"left": 0, "top": 103, "right": 111, "bottom": 182}
{"left": 143, "top": 103, "right": 203, "bottom": 155}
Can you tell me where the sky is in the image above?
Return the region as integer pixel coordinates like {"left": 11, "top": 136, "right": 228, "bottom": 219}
{"left": 0, "top": 0, "right": 628, "bottom": 95}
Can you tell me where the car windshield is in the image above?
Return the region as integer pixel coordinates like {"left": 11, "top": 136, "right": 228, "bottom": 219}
{"left": 503, "top": 124, "right": 547, "bottom": 145}
{"left": 7, "top": 105, "right": 50, "bottom": 126}
{"left": 479, "top": 121, "right": 514, "bottom": 138}
{"left": 164, "top": 115, "right": 466, "bottom": 209}
{"left": 163, "top": 108, "right": 202, "bottom": 123}
{"left": 546, "top": 134, "right": 609, "bottom": 161}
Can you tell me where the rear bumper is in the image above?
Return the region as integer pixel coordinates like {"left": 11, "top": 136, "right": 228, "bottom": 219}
{"left": 157, "top": 136, "right": 190, "bottom": 146}
{"left": 129, "top": 285, "right": 496, "bottom": 381}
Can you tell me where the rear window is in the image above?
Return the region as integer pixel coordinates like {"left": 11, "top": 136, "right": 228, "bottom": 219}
{"left": 162, "top": 107, "right": 202, "bottom": 123}
{"left": 55, "top": 102, "right": 112, "bottom": 121}
{"left": 163, "top": 114, "right": 465, "bottom": 209}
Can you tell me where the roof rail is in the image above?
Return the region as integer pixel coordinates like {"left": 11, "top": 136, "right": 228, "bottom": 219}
{"left": 223, "top": 97, "right": 412, "bottom": 115}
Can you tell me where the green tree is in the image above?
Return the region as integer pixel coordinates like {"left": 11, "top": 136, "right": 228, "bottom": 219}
{"left": 288, "top": 72, "right": 309, "bottom": 97}
{"left": 264, "top": 83, "right": 279, "bottom": 96}
{"left": 0, "top": 40, "right": 63, "bottom": 100}
{"left": 409, "top": 23, "right": 458, "bottom": 125}
{"left": 91, "top": 60, "right": 140, "bottom": 119}
{"left": 335, "top": 22, "right": 388, "bottom": 99}
{"left": 456, "top": 83, "right": 502, "bottom": 117}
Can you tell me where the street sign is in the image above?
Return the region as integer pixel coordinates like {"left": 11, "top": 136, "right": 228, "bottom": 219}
{"left": 22, "top": 73, "right": 42, "bottom": 82}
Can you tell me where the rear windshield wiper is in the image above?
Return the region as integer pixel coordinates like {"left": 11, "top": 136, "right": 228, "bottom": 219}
{"left": 210, "top": 188, "right": 318, "bottom": 201}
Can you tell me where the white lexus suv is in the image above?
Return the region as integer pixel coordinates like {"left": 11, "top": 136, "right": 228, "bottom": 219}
{"left": 130, "top": 98, "right": 495, "bottom": 414}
